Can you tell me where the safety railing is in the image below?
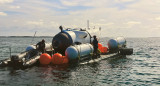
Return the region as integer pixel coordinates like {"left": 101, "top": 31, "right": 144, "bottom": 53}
{"left": 0, "top": 47, "right": 26, "bottom": 60}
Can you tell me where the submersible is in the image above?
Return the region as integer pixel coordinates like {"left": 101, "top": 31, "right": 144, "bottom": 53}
{"left": 52, "top": 28, "right": 98, "bottom": 54}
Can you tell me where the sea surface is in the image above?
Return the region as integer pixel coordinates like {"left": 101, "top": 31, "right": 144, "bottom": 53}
{"left": 0, "top": 37, "right": 160, "bottom": 86}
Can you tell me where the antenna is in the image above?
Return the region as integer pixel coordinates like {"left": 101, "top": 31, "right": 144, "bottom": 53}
{"left": 87, "top": 20, "right": 89, "bottom": 30}
{"left": 31, "top": 31, "right": 37, "bottom": 44}
{"left": 98, "top": 27, "right": 102, "bottom": 41}
{"left": 99, "top": 27, "right": 101, "bottom": 31}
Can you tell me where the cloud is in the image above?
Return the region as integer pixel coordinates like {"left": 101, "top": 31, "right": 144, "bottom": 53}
{"left": 27, "top": 20, "right": 44, "bottom": 26}
{"left": 10, "top": 6, "right": 20, "bottom": 9}
{"left": 155, "top": 17, "right": 160, "bottom": 20}
{"left": 90, "top": 22, "right": 114, "bottom": 27}
{"left": 50, "top": 21, "right": 59, "bottom": 27}
{"left": 0, "top": 0, "right": 13, "bottom": 4}
{"left": 1, "top": 0, "right": 160, "bottom": 37}
{"left": 126, "top": 21, "right": 141, "bottom": 25}
{"left": 114, "top": 0, "right": 136, "bottom": 3}
{"left": 0, "top": 12, "right": 7, "bottom": 16}
{"left": 59, "top": 0, "right": 93, "bottom": 7}
{"left": 60, "top": 0, "right": 78, "bottom": 6}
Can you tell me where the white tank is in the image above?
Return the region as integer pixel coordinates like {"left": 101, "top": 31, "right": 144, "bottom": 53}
{"left": 26, "top": 43, "right": 53, "bottom": 51}
{"left": 26, "top": 45, "right": 36, "bottom": 51}
{"left": 108, "top": 37, "right": 126, "bottom": 51}
{"left": 63, "top": 31, "right": 76, "bottom": 43}
{"left": 65, "top": 43, "right": 94, "bottom": 60}
{"left": 73, "top": 30, "right": 90, "bottom": 43}
{"left": 116, "top": 37, "right": 126, "bottom": 48}
{"left": 63, "top": 29, "right": 91, "bottom": 44}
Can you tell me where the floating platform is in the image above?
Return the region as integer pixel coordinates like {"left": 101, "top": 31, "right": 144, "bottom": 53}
{"left": 80, "top": 53, "right": 119, "bottom": 65}
{"left": 0, "top": 28, "right": 133, "bottom": 68}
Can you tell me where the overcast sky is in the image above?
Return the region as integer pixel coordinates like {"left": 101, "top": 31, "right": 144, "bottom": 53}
{"left": 0, "top": 0, "right": 160, "bottom": 37}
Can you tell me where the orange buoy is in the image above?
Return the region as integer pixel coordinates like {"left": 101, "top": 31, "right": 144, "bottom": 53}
{"left": 99, "top": 47, "right": 103, "bottom": 53}
{"left": 102, "top": 47, "right": 108, "bottom": 54}
{"left": 52, "top": 53, "right": 69, "bottom": 65}
{"left": 39, "top": 53, "right": 52, "bottom": 65}
{"left": 98, "top": 43, "right": 103, "bottom": 48}
{"left": 62, "top": 56, "right": 69, "bottom": 64}
{"left": 100, "top": 47, "right": 104, "bottom": 53}
{"left": 98, "top": 43, "right": 103, "bottom": 52}
{"left": 52, "top": 53, "right": 62, "bottom": 64}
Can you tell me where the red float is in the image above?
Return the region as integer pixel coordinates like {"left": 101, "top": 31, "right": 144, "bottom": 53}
{"left": 98, "top": 43, "right": 103, "bottom": 53}
{"left": 98, "top": 43, "right": 103, "bottom": 48}
{"left": 62, "top": 56, "right": 69, "bottom": 64}
{"left": 52, "top": 53, "right": 68, "bottom": 65}
{"left": 39, "top": 53, "right": 52, "bottom": 65}
{"left": 102, "top": 47, "right": 108, "bottom": 54}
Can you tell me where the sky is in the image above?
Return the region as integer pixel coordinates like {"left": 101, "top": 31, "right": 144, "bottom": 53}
{"left": 0, "top": 0, "right": 160, "bottom": 37}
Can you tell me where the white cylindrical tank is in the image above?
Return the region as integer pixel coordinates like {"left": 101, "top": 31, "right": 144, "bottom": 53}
{"left": 73, "top": 30, "right": 90, "bottom": 43}
{"left": 108, "top": 37, "right": 126, "bottom": 51}
{"left": 26, "top": 45, "right": 36, "bottom": 51}
{"left": 65, "top": 43, "right": 94, "bottom": 60}
{"left": 115, "top": 37, "right": 126, "bottom": 48}
{"left": 63, "top": 31, "right": 76, "bottom": 43}
{"left": 26, "top": 43, "right": 53, "bottom": 51}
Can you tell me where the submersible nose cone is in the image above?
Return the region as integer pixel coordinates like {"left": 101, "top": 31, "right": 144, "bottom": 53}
{"left": 53, "top": 40, "right": 60, "bottom": 48}
{"left": 52, "top": 33, "right": 72, "bottom": 54}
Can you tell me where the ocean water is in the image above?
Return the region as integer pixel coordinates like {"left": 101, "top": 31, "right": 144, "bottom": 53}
{"left": 0, "top": 37, "right": 160, "bottom": 86}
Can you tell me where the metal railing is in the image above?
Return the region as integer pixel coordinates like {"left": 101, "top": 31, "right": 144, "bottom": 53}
{"left": 0, "top": 47, "right": 26, "bottom": 59}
